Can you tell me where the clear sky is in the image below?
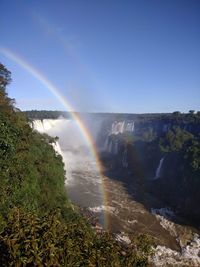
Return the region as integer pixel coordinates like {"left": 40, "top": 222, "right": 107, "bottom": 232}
{"left": 0, "top": 0, "right": 200, "bottom": 113}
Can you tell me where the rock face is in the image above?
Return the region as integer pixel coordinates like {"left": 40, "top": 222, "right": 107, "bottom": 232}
{"left": 97, "top": 115, "right": 200, "bottom": 226}
{"left": 152, "top": 153, "right": 200, "bottom": 226}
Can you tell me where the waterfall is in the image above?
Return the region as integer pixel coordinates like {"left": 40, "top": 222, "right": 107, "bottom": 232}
{"left": 110, "top": 121, "right": 134, "bottom": 135}
{"left": 31, "top": 119, "right": 61, "bottom": 133}
{"left": 52, "top": 141, "right": 63, "bottom": 156}
{"left": 111, "top": 121, "right": 125, "bottom": 135}
{"left": 126, "top": 122, "right": 134, "bottom": 132}
{"left": 155, "top": 157, "right": 164, "bottom": 179}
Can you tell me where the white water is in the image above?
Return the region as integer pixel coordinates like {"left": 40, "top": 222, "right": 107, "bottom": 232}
{"left": 89, "top": 205, "right": 116, "bottom": 214}
{"left": 151, "top": 208, "right": 200, "bottom": 266}
{"left": 111, "top": 121, "right": 125, "bottom": 134}
{"left": 102, "top": 120, "right": 134, "bottom": 154}
{"left": 115, "top": 233, "right": 131, "bottom": 244}
{"left": 31, "top": 119, "right": 61, "bottom": 133}
{"left": 110, "top": 121, "right": 134, "bottom": 135}
{"left": 151, "top": 208, "right": 177, "bottom": 237}
{"left": 155, "top": 157, "right": 164, "bottom": 179}
{"left": 151, "top": 235, "right": 200, "bottom": 267}
{"left": 52, "top": 141, "right": 63, "bottom": 156}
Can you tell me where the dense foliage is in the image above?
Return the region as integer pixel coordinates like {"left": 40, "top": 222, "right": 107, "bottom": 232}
{"left": 0, "top": 208, "right": 153, "bottom": 267}
{"left": 0, "top": 64, "right": 153, "bottom": 266}
{"left": 0, "top": 63, "right": 72, "bottom": 226}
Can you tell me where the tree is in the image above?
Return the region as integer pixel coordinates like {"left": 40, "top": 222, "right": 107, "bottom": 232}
{"left": 0, "top": 63, "right": 11, "bottom": 89}
{"left": 0, "top": 64, "right": 15, "bottom": 112}
{"left": 159, "top": 126, "right": 194, "bottom": 152}
{"left": 185, "top": 139, "right": 200, "bottom": 171}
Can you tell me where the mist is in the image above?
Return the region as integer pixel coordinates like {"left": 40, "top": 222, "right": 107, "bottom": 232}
{"left": 32, "top": 116, "right": 104, "bottom": 185}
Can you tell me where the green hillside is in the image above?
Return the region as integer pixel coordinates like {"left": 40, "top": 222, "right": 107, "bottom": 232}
{"left": 0, "top": 63, "right": 152, "bottom": 266}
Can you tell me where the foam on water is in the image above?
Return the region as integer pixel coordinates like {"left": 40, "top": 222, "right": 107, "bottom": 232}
{"left": 89, "top": 205, "right": 116, "bottom": 213}
{"left": 151, "top": 208, "right": 200, "bottom": 266}
{"left": 152, "top": 236, "right": 200, "bottom": 267}
{"left": 151, "top": 208, "right": 177, "bottom": 237}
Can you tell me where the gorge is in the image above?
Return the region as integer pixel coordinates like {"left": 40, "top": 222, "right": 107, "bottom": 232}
{"left": 30, "top": 112, "right": 200, "bottom": 266}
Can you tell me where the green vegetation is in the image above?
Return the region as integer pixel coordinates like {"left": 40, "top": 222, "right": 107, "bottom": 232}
{"left": 159, "top": 126, "right": 194, "bottom": 153}
{"left": 185, "top": 140, "right": 200, "bottom": 171}
{"left": 0, "top": 208, "right": 153, "bottom": 267}
{"left": 0, "top": 63, "right": 153, "bottom": 266}
{"left": 0, "top": 63, "right": 70, "bottom": 227}
{"left": 158, "top": 125, "right": 200, "bottom": 173}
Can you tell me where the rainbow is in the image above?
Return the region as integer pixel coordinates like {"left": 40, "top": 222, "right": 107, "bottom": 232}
{"left": 0, "top": 47, "right": 109, "bottom": 229}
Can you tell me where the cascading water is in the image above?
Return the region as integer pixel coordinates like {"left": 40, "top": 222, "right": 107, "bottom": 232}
{"left": 111, "top": 121, "right": 125, "bottom": 134}
{"left": 126, "top": 121, "right": 134, "bottom": 132}
{"left": 155, "top": 157, "right": 164, "bottom": 179}
{"left": 32, "top": 119, "right": 61, "bottom": 133}
{"left": 110, "top": 121, "right": 134, "bottom": 135}
{"left": 52, "top": 140, "right": 63, "bottom": 156}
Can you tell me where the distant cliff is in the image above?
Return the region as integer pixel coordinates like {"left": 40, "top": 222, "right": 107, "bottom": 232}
{"left": 97, "top": 114, "right": 200, "bottom": 225}
{"left": 26, "top": 112, "right": 200, "bottom": 226}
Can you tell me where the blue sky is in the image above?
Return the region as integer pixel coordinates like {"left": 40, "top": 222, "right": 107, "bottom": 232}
{"left": 0, "top": 0, "right": 200, "bottom": 113}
